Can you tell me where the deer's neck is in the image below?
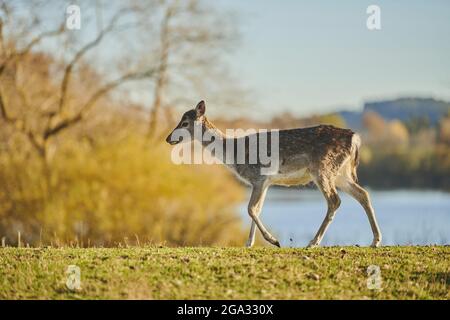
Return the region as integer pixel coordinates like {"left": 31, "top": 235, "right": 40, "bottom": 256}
{"left": 200, "top": 117, "right": 227, "bottom": 146}
{"left": 198, "top": 117, "right": 233, "bottom": 165}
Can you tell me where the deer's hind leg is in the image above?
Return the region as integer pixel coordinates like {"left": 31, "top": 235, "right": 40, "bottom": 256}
{"left": 308, "top": 174, "right": 341, "bottom": 247}
{"left": 337, "top": 178, "right": 382, "bottom": 247}
{"left": 336, "top": 162, "right": 382, "bottom": 247}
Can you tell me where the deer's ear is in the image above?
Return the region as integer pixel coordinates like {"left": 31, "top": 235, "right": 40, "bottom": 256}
{"left": 195, "top": 100, "right": 206, "bottom": 117}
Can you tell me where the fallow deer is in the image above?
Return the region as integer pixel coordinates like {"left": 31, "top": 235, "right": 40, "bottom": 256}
{"left": 166, "top": 101, "right": 382, "bottom": 248}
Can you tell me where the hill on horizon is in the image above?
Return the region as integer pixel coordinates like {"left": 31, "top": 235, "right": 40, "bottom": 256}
{"left": 339, "top": 97, "right": 450, "bottom": 130}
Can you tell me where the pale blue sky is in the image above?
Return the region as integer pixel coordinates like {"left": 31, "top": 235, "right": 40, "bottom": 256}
{"left": 215, "top": 0, "right": 450, "bottom": 117}
{"left": 22, "top": 0, "right": 450, "bottom": 118}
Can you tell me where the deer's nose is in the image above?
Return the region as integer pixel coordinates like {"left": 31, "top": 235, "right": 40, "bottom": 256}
{"left": 166, "top": 133, "right": 178, "bottom": 145}
{"left": 165, "top": 134, "right": 172, "bottom": 144}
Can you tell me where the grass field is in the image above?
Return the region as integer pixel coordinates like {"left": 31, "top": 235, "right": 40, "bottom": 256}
{"left": 0, "top": 246, "right": 448, "bottom": 299}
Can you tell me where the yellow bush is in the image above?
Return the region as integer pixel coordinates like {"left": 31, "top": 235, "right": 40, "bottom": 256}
{"left": 0, "top": 136, "right": 246, "bottom": 247}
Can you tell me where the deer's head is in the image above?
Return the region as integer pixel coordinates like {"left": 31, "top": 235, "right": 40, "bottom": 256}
{"left": 166, "top": 100, "right": 206, "bottom": 145}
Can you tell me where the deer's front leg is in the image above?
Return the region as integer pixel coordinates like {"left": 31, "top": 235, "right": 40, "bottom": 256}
{"left": 247, "top": 183, "right": 280, "bottom": 247}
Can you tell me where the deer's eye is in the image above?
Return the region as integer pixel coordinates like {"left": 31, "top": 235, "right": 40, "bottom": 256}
{"left": 181, "top": 122, "right": 189, "bottom": 128}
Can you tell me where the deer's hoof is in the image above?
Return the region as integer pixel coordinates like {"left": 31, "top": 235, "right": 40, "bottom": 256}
{"left": 370, "top": 240, "right": 381, "bottom": 248}
{"left": 307, "top": 241, "right": 319, "bottom": 248}
{"left": 264, "top": 234, "right": 280, "bottom": 247}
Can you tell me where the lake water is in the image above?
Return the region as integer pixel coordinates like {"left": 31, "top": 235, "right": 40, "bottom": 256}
{"left": 238, "top": 188, "right": 450, "bottom": 247}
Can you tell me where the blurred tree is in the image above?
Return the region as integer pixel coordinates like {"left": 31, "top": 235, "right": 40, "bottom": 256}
{"left": 144, "top": 0, "right": 242, "bottom": 139}
{"left": 0, "top": 0, "right": 248, "bottom": 247}
{"left": 439, "top": 116, "right": 450, "bottom": 145}
{"left": 269, "top": 112, "right": 347, "bottom": 130}
{"left": 362, "top": 111, "right": 413, "bottom": 147}
{"left": 387, "top": 120, "right": 409, "bottom": 146}
{"left": 363, "top": 110, "right": 386, "bottom": 141}
{"left": 404, "top": 115, "right": 431, "bottom": 134}
{"left": 0, "top": 135, "right": 246, "bottom": 246}
{"left": 0, "top": 1, "right": 156, "bottom": 163}
{"left": 412, "top": 128, "right": 436, "bottom": 146}
{"left": 315, "top": 114, "right": 347, "bottom": 128}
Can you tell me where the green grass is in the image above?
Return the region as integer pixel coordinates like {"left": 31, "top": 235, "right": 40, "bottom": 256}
{"left": 0, "top": 246, "right": 448, "bottom": 299}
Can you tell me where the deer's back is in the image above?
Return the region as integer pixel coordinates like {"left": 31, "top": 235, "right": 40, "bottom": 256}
{"left": 279, "top": 124, "right": 354, "bottom": 163}
{"left": 231, "top": 125, "right": 356, "bottom": 186}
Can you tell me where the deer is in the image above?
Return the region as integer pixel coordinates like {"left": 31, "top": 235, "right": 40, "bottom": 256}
{"left": 166, "top": 100, "right": 382, "bottom": 248}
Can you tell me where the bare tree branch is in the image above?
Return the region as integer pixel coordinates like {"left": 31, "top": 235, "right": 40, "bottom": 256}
{"left": 0, "top": 23, "right": 65, "bottom": 76}
{"left": 0, "top": 88, "right": 13, "bottom": 122}
{"left": 148, "top": 3, "right": 176, "bottom": 138}
{"left": 45, "top": 68, "right": 155, "bottom": 139}
{"left": 0, "top": 87, "right": 24, "bottom": 131}
{"left": 18, "top": 24, "right": 65, "bottom": 56}
{"left": 0, "top": 17, "right": 4, "bottom": 55}
{"left": 57, "top": 11, "right": 128, "bottom": 113}
{"left": 0, "top": 87, "right": 45, "bottom": 154}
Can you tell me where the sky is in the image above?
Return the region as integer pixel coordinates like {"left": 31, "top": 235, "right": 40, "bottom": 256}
{"left": 215, "top": 0, "right": 450, "bottom": 118}
{"left": 15, "top": 0, "right": 450, "bottom": 119}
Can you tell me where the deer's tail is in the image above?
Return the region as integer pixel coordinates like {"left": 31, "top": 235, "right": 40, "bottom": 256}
{"left": 350, "top": 133, "right": 361, "bottom": 183}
